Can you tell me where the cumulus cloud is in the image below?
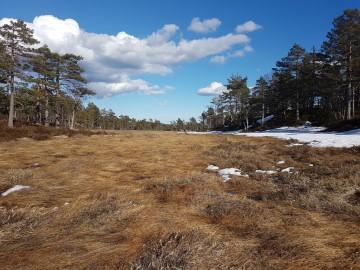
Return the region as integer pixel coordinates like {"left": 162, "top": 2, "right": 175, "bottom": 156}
{"left": 210, "top": 55, "right": 227, "bottom": 64}
{"left": 0, "top": 15, "right": 255, "bottom": 97}
{"left": 235, "top": 20, "right": 262, "bottom": 33}
{"left": 197, "top": 81, "right": 226, "bottom": 96}
{"left": 88, "top": 77, "right": 165, "bottom": 98}
{"left": 188, "top": 17, "right": 221, "bottom": 33}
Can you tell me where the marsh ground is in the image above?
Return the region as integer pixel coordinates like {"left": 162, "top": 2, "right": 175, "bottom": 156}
{"left": 0, "top": 131, "right": 359, "bottom": 269}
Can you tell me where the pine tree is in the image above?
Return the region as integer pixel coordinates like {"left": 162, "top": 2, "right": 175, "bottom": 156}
{"left": 61, "top": 54, "right": 94, "bottom": 129}
{"left": 322, "top": 9, "right": 360, "bottom": 119}
{"left": 31, "top": 46, "right": 57, "bottom": 126}
{"left": 275, "top": 44, "right": 306, "bottom": 121}
{"left": 226, "top": 75, "right": 250, "bottom": 129}
{"left": 0, "top": 20, "right": 38, "bottom": 128}
{"left": 253, "top": 76, "right": 269, "bottom": 125}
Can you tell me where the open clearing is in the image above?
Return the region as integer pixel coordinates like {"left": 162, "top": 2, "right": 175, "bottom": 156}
{"left": 0, "top": 132, "right": 359, "bottom": 269}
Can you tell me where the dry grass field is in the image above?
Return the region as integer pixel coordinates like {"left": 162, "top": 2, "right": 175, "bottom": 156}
{"left": 0, "top": 131, "right": 359, "bottom": 269}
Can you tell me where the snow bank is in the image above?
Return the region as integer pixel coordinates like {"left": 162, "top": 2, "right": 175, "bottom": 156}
{"left": 1, "top": 185, "right": 30, "bottom": 196}
{"left": 243, "top": 127, "right": 360, "bottom": 148}
{"left": 190, "top": 125, "right": 360, "bottom": 148}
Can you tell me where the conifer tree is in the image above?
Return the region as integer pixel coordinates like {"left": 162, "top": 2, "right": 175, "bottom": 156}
{"left": 322, "top": 9, "right": 360, "bottom": 119}
{"left": 0, "top": 20, "right": 38, "bottom": 128}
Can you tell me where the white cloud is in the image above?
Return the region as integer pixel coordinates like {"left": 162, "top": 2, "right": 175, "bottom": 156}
{"left": 235, "top": 20, "right": 262, "bottom": 33}
{"left": 210, "top": 55, "right": 227, "bottom": 64}
{"left": 146, "top": 24, "right": 179, "bottom": 45}
{"left": 188, "top": 17, "right": 221, "bottom": 33}
{"left": 197, "top": 81, "right": 226, "bottom": 96}
{"left": 210, "top": 45, "right": 253, "bottom": 64}
{"left": 0, "top": 15, "right": 254, "bottom": 97}
{"left": 88, "top": 77, "right": 165, "bottom": 97}
{"left": 232, "top": 45, "right": 254, "bottom": 58}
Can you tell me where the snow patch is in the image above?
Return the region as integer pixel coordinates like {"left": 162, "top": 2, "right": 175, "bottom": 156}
{"left": 255, "top": 169, "right": 277, "bottom": 175}
{"left": 277, "top": 160, "right": 285, "bottom": 164}
{"left": 207, "top": 165, "right": 219, "bottom": 171}
{"left": 189, "top": 126, "right": 360, "bottom": 148}
{"left": 1, "top": 185, "right": 30, "bottom": 197}
{"left": 218, "top": 168, "right": 249, "bottom": 182}
{"left": 207, "top": 165, "right": 248, "bottom": 182}
{"left": 286, "top": 143, "right": 304, "bottom": 147}
{"left": 281, "top": 167, "right": 295, "bottom": 173}
{"left": 243, "top": 127, "right": 360, "bottom": 148}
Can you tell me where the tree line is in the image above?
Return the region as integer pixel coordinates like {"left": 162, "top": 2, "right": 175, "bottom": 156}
{"left": 1, "top": 9, "right": 359, "bottom": 132}
{"left": 0, "top": 20, "right": 206, "bottom": 131}
{"left": 0, "top": 20, "right": 96, "bottom": 129}
{"left": 200, "top": 9, "right": 360, "bottom": 131}
{"left": 0, "top": 20, "right": 180, "bottom": 131}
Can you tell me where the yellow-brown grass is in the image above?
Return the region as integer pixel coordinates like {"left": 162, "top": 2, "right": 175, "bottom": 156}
{"left": 0, "top": 131, "right": 359, "bottom": 269}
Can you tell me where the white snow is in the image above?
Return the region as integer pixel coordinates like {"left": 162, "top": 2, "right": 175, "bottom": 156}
{"left": 243, "top": 127, "right": 360, "bottom": 148}
{"left": 221, "top": 174, "right": 231, "bottom": 182}
{"left": 281, "top": 167, "right": 295, "bottom": 173}
{"left": 286, "top": 143, "right": 304, "bottom": 147}
{"left": 1, "top": 185, "right": 30, "bottom": 197}
{"left": 309, "top": 163, "right": 314, "bottom": 167}
{"left": 277, "top": 160, "right": 285, "bottom": 164}
{"left": 207, "top": 165, "right": 219, "bottom": 171}
{"left": 207, "top": 165, "right": 248, "bottom": 181}
{"left": 213, "top": 167, "right": 249, "bottom": 182}
{"left": 256, "top": 114, "right": 274, "bottom": 125}
{"left": 255, "top": 169, "right": 277, "bottom": 175}
{"left": 190, "top": 126, "right": 360, "bottom": 148}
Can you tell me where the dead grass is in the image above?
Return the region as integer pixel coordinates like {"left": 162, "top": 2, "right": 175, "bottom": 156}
{"left": 128, "top": 231, "right": 200, "bottom": 270}
{"left": 0, "top": 121, "right": 105, "bottom": 142}
{"left": 208, "top": 139, "right": 360, "bottom": 219}
{"left": 0, "top": 131, "right": 359, "bottom": 269}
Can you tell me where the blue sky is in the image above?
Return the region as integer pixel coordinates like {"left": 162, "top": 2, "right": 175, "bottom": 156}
{"left": 1, "top": 0, "right": 359, "bottom": 122}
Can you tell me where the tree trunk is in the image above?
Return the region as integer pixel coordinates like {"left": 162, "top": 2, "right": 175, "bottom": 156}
{"left": 296, "top": 83, "right": 300, "bottom": 121}
{"left": 36, "top": 102, "right": 42, "bottom": 125}
{"left": 261, "top": 93, "right": 265, "bottom": 126}
{"left": 8, "top": 43, "right": 16, "bottom": 129}
{"left": 70, "top": 108, "right": 75, "bottom": 129}
{"left": 55, "top": 73, "right": 60, "bottom": 128}
{"left": 44, "top": 89, "right": 49, "bottom": 127}
{"left": 352, "top": 87, "right": 355, "bottom": 118}
{"left": 296, "top": 97, "right": 300, "bottom": 121}
{"left": 8, "top": 90, "right": 15, "bottom": 128}
{"left": 347, "top": 81, "right": 352, "bottom": 120}
{"left": 347, "top": 40, "right": 353, "bottom": 120}
{"left": 8, "top": 74, "right": 15, "bottom": 128}
{"left": 296, "top": 67, "right": 300, "bottom": 121}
